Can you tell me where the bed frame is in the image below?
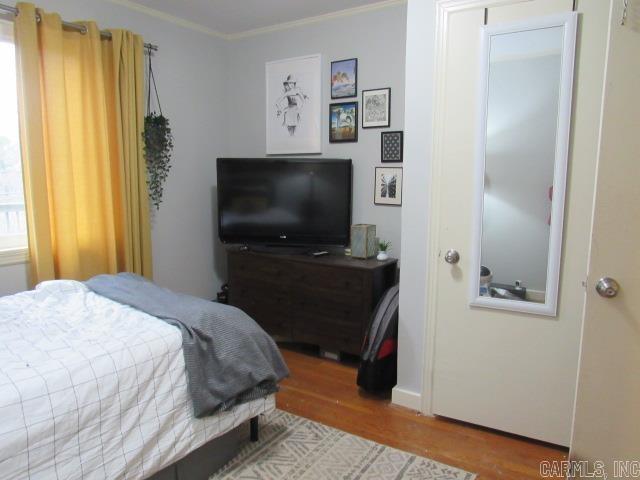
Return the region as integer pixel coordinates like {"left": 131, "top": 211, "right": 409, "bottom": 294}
{"left": 147, "top": 416, "right": 259, "bottom": 480}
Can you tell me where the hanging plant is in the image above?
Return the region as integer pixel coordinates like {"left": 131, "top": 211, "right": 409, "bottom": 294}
{"left": 143, "top": 47, "right": 173, "bottom": 209}
{"left": 143, "top": 113, "right": 173, "bottom": 209}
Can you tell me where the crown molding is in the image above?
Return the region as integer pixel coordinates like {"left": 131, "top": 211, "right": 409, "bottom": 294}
{"left": 103, "top": 0, "right": 227, "bottom": 39}
{"left": 436, "top": 0, "right": 534, "bottom": 12}
{"left": 104, "top": 0, "right": 407, "bottom": 42}
{"left": 227, "top": 0, "right": 407, "bottom": 40}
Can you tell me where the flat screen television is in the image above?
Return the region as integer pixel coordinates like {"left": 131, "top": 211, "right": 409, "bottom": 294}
{"left": 217, "top": 158, "right": 352, "bottom": 247}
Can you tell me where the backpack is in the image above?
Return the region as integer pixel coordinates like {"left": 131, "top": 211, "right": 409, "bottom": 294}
{"left": 357, "top": 284, "right": 399, "bottom": 392}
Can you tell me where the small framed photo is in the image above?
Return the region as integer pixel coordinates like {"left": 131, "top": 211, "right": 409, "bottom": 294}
{"left": 331, "top": 58, "right": 357, "bottom": 99}
{"left": 329, "top": 102, "right": 358, "bottom": 143}
{"left": 381, "top": 131, "right": 403, "bottom": 162}
{"left": 374, "top": 167, "right": 402, "bottom": 206}
{"left": 362, "top": 88, "right": 391, "bottom": 128}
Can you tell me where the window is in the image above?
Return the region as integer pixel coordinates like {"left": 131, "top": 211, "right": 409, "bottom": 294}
{"left": 0, "top": 19, "right": 27, "bottom": 263}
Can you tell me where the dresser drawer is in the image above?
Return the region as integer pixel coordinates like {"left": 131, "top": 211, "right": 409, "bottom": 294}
{"left": 226, "top": 250, "right": 398, "bottom": 356}
{"left": 230, "top": 293, "right": 291, "bottom": 338}
{"left": 229, "top": 276, "right": 289, "bottom": 299}
{"left": 229, "top": 278, "right": 291, "bottom": 310}
{"left": 288, "top": 263, "right": 364, "bottom": 293}
{"left": 290, "top": 296, "right": 363, "bottom": 352}
{"left": 291, "top": 297, "right": 363, "bottom": 330}
{"left": 229, "top": 254, "right": 290, "bottom": 284}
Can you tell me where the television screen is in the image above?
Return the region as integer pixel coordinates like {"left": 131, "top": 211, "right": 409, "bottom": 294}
{"left": 217, "top": 158, "right": 352, "bottom": 246}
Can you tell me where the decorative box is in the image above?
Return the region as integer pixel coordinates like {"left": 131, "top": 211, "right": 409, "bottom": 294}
{"left": 350, "top": 224, "right": 377, "bottom": 259}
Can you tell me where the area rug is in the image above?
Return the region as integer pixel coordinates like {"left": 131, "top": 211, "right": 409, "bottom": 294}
{"left": 212, "top": 409, "right": 476, "bottom": 479}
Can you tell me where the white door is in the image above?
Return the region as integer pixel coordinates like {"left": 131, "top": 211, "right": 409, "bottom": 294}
{"left": 570, "top": 0, "right": 640, "bottom": 474}
{"left": 425, "top": 0, "right": 612, "bottom": 446}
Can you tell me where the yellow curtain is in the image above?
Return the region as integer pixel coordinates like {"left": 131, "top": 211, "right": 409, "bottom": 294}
{"left": 14, "top": 2, "right": 152, "bottom": 285}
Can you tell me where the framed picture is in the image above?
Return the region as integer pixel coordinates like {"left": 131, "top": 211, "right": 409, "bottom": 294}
{"left": 374, "top": 167, "right": 402, "bottom": 206}
{"left": 331, "top": 58, "right": 357, "bottom": 99}
{"left": 329, "top": 102, "right": 358, "bottom": 143}
{"left": 266, "top": 54, "right": 322, "bottom": 154}
{"left": 362, "top": 88, "right": 391, "bottom": 128}
{"left": 381, "top": 131, "right": 403, "bottom": 162}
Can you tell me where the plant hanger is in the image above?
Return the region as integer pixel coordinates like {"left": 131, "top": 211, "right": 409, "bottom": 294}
{"left": 147, "top": 44, "right": 162, "bottom": 116}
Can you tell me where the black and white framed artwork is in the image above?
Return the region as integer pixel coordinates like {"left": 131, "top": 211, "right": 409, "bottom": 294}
{"left": 266, "top": 54, "right": 322, "bottom": 154}
{"left": 362, "top": 88, "right": 391, "bottom": 128}
{"left": 381, "top": 131, "right": 403, "bottom": 162}
{"left": 374, "top": 167, "right": 402, "bottom": 206}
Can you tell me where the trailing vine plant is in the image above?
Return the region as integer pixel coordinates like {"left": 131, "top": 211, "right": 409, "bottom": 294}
{"left": 143, "top": 46, "right": 173, "bottom": 209}
{"left": 144, "top": 113, "right": 173, "bottom": 209}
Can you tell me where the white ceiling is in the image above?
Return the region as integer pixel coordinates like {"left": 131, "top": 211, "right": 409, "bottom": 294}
{"left": 120, "top": 0, "right": 392, "bottom": 36}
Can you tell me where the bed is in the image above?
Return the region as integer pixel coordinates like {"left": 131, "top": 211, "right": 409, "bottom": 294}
{"left": 0, "top": 278, "right": 286, "bottom": 480}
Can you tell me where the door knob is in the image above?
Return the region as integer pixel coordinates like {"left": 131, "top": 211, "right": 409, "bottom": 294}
{"left": 596, "top": 277, "right": 619, "bottom": 298}
{"left": 444, "top": 249, "right": 460, "bottom": 264}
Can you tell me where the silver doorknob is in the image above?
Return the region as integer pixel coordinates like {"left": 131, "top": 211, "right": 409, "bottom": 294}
{"left": 444, "top": 249, "right": 460, "bottom": 264}
{"left": 596, "top": 277, "right": 620, "bottom": 298}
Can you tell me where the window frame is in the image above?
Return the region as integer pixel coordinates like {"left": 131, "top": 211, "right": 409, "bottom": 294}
{"left": 0, "top": 247, "right": 28, "bottom": 266}
{"left": 0, "top": 17, "right": 28, "bottom": 266}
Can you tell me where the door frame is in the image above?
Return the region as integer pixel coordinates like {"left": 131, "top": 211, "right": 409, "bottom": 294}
{"left": 422, "top": 0, "right": 544, "bottom": 416}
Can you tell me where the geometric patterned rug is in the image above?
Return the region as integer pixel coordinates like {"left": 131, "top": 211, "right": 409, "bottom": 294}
{"left": 212, "top": 410, "right": 476, "bottom": 479}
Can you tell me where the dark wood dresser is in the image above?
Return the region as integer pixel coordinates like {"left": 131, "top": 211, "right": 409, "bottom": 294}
{"left": 227, "top": 249, "right": 398, "bottom": 356}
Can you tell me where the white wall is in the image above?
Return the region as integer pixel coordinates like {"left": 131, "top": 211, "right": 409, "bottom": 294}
{"left": 0, "top": 262, "right": 28, "bottom": 296}
{"left": 223, "top": 5, "right": 407, "bottom": 259}
{"left": 0, "top": 0, "right": 228, "bottom": 299}
{"left": 392, "top": 0, "right": 435, "bottom": 409}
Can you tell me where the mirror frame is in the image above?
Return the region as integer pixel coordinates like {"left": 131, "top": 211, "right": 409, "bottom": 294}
{"left": 469, "top": 12, "right": 578, "bottom": 317}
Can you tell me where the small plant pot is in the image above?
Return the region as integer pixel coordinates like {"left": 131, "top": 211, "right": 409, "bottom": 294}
{"left": 377, "top": 251, "right": 389, "bottom": 261}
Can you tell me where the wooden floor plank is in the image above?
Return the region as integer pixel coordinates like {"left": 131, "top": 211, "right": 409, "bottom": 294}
{"left": 276, "top": 347, "right": 567, "bottom": 480}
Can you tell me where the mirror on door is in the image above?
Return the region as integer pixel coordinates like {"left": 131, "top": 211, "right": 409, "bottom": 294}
{"left": 469, "top": 13, "right": 578, "bottom": 316}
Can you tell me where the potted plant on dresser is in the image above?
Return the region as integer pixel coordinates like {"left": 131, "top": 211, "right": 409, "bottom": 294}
{"left": 377, "top": 240, "right": 391, "bottom": 261}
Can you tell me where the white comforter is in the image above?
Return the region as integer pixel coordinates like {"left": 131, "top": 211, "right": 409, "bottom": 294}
{"left": 0, "top": 280, "right": 274, "bottom": 480}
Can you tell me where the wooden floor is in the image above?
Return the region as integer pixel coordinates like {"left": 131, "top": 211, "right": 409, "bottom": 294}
{"left": 276, "top": 347, "right": 568, "bottom": 480}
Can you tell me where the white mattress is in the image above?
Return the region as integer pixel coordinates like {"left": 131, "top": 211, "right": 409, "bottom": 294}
{"left": 0, "top": 280, "right": 275, "bottom": 480}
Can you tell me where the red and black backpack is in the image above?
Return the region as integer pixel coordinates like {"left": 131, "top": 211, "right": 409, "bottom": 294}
{"left": 357, "top": 284, "right": 399, "bottom": 392}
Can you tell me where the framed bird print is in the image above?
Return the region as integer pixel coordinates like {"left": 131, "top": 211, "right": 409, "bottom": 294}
{"left": 374, "top": 167, "right": 402, "bottom": 206}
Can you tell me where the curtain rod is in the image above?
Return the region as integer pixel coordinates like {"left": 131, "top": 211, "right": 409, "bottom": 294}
{"left": 0, "top": 2, "right": 158, "bottom": 51}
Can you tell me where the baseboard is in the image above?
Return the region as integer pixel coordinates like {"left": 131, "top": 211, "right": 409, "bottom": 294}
{"left": 391, "top": 386, "right": 422, "bottom": 411}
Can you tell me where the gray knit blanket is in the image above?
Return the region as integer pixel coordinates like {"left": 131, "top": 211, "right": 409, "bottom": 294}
{"left": 86, "top": 273, "right": 289, "bottom": 418}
